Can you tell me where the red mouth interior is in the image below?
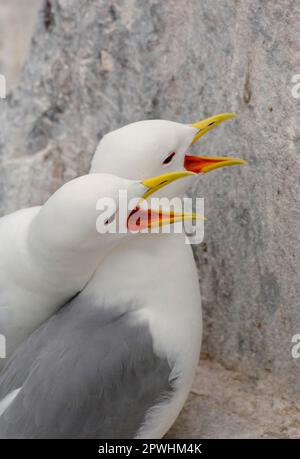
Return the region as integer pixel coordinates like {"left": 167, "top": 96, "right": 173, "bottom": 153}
{"left": 127, "top": 207, "right": 176, "bottom": 231}
{"left": 184, "top": 155, "right": 223, "bottom": 173}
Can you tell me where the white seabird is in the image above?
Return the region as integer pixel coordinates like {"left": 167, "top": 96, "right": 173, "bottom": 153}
{"left": 0, "top": 170, "right": 192, "bottom": 367}
{"left": 0, "top": 170, "right": 198, "bottom": 439}
{"left": 0, "top": 114, "right": 246, "bottom": 438}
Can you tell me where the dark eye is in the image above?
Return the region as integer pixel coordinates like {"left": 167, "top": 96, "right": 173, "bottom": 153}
{"left": 162, "top": 151, "right": 176, "bottom": 165}
{"left": 104, "top": 213, "right": 116, "bottom": 225}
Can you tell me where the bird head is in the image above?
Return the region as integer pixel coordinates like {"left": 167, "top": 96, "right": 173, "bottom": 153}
{"left": 91, "top": 114, "right": 246, "bottom": 197}
{"left": 35, "top": 171, "right": 199, "bottom": 254}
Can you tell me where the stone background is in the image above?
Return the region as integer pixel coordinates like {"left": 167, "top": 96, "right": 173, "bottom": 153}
{"left": 0, "top": 0, "right": 299, "bottom": 438}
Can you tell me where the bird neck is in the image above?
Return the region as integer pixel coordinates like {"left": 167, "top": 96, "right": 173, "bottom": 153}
{"left": 24, "top": 209, "right": 106, "bottom": 297}
{"left": 86, "top": 232, "right": 200, "bottom": 316}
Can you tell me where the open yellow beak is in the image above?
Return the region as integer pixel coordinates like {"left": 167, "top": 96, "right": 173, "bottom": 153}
{"left": 184, "top": 155, "right": 247, "bottom": 173}
{"left": 184, "top": 113, "right": 247, "bottom": 173}
{"left": 126, "top": 171, "right": 203, "bottom": 231}
{"left": 127, "top": 207, "right": 202, "bottom": 231}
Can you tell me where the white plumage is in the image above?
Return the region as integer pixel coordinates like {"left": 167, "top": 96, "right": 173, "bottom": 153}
{"left": 0, "top": 173, "right": 162, "bottom": 365}
{"left": 89, "top": 120, "right": 203, "bottom": 436}
{"left": 0, "top": 115, "right": 244, "bottom": 438}
{"left": 87, "top": 117, "right": 244, "bottom": 436}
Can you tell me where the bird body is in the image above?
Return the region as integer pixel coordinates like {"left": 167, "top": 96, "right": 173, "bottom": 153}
{"left": 0, "top": 232, "right": 201, "bottom": 438}
{"left": 0, "top": 114, "right": 245, "bottom": 437}
{"left": 91, "top": 232, "right": 202, "bottom": 438}
{"left": 0, "top": 173, "right": 183, "bottom": 366}
{"left": 0, "top": 206, "right": 69, "bottom": 361}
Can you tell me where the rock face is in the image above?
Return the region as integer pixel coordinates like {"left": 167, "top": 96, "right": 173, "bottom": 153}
{"left": 0, "top": 0, "right": 41, "bottom": 91}
{"left": 0, "top": 0, "right": 299, "bottom": 407}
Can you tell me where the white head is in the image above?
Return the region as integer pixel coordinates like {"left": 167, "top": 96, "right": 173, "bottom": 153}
{"left": 91, "top": 120, "right": 197, "bottom": 179}
{"left": 29, "top": 171, "right": 196, "bottom": 256}
{"left": 91, "top": 115, "right": 246, "bottom": 198}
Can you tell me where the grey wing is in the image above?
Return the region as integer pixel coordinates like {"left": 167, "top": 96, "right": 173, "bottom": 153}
{"left": 0, "top": 296, "right": 175, "bottom": 439}
{"left": 0, "top": 292, "right": 82, "bottom": 396}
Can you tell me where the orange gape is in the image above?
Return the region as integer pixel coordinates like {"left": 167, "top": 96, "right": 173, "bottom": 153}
{"left": 184, "top": 155, "right": 225, "bottom": 173}
{"left": 127, "top": 207, "right": 179, "bottom": 232}
{"left": 184, "top": 154, "right": 247, "bottom": 174}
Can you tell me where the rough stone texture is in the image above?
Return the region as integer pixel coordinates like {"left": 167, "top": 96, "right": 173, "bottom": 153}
{"left": 0, "top": 0, "right": 41, "bottom": 91}
{"left": 0, "top": 0, "right": 299, "bottom": 437}
{"left": 168, "top": 358, "right": 300, "bottom": 439}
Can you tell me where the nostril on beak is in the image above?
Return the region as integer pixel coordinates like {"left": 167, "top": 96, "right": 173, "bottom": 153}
{"left": 159, "top": 180, "right": 168, "bottom": 187}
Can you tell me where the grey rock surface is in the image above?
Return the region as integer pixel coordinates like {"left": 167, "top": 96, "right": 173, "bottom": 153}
{"left": 168, "top": 358, "right": 300, "bottom": 439}
{"left": 0, "top": 0, "right": 299, "bottom": 437}
{"left": 0, "top": 0, "right": 41, "bottom": 91}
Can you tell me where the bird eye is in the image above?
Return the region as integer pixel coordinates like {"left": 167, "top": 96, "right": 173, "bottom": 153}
{"left": 162, "top": 151, "right": 176, "bottom": 165}
{"left": 104, "top": 213, "right": 116, "bottom": 225}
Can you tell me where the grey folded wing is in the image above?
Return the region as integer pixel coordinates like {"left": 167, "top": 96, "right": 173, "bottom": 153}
{"left": 0, "top": 296, "right": 175, "bottom": 438}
